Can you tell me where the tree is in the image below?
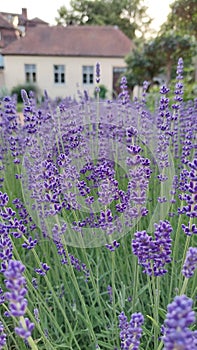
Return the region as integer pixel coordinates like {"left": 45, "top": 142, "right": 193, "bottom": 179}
{"left": 126, "top": 0, "right": 196, "bottom": 87}
{"left": 155, "top": 32, "right": 194, "bottom": 85}
{"left": 160, "top": 0, "right": 197, "bottom": 81}
{"left": 163, "top": 0, "right": 197, "bottom": 39}
{"left": 125, "top": 32, "right": 194, "bottom": 87}
{"left": 125, "top": 40, "right": 163, "bottom": 88}
{"left": 55, "top": 0, "right": 152, "bottom": 39}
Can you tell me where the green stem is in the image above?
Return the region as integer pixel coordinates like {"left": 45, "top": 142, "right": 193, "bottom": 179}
{"left": 168, "top": 202, "right": 184, "bottom": 303}
{"left": 131, "top": 257, "right": 139, "bottom": 312}
{"left": 151, "top": 276, "right": 160, "bottom": 350}
{"left": 30, "top": 247, "right": 82, "bottom": 350}
{"left": 157, "top": 340, "right": 164, "bottom": 350}
{"left": 147, "top": 275, "right": 154, "bottom": 312}
{"left": 12, "top": 241, "right": 70, "bottom": 348}
{"left": 61, "top": 237, "right": 97, "bottom": 344}
{"left": 111, "top": 250, "right": 118, "bottom": 345}
{"left": 178, "top": 234, "right": 191, "bottom": 292}
{"left": 180, "top": 277, "right": 189, "bottom": 295}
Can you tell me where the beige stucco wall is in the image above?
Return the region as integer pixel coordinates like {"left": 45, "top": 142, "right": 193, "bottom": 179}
{"left": 3, "top": 55, "right": 127, "bottom": 99}
{"left": 0, "top": 70, "right": 5, "bottom": 90}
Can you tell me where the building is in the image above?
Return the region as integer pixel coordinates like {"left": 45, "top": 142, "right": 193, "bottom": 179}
{"left": 0, "top": 13, "right": 18, "bottom": 86}
{"left": 0, "top": 8, "right": 48, "bottom": 37}
{"left": 0, "top": 8, "right": 48, "bottom": 89}
{"left": 2, "top": 25, "right": 133, "bottom": 99}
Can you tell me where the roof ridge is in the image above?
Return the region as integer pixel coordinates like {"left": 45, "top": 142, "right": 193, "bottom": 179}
{"left": 3, "top": 24, "right": 133, "bottom": 57}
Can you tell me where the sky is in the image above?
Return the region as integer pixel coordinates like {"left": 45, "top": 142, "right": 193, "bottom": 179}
{"left": 0, "top": 0, "right": 174, "bottom": 32}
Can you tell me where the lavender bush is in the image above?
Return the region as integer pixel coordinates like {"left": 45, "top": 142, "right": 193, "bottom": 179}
{"left": 0, "top": 58, "right": 196, "bottom": 349}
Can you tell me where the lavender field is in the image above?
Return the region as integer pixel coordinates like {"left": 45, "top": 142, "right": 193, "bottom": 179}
{"left": 0, "top": 58, "right": 196, "bottom": 350}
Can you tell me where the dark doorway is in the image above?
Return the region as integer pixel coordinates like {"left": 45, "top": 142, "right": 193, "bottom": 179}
{"left": 112, "top": 67, "right": 127, "bottom": 98}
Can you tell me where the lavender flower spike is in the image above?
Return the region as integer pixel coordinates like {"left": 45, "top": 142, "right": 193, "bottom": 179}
{"left": 96, "top": 62, "right": 100, "bottom": 84}
{"left": 4, "top": 260, "right": 28, "bottom": 317}
{"left": 0, "top": 322, "right": 6, "bottom": 349}
{"left": 119, "top": 311, "right": 144, "bottom": 349}
{"left": 162, "top": 295, "right": 196, "bottom": 350}
{"left": 132, "top": 220, "right": 172, "bottom": 276}
{"left": 15, "top": 317, "right": 34, "bottom": 340}
{"left": 3, "top": 260, "right": 36, "bottom": 345}
{"left": 182, "top": 247, "right": 197, "bottom": 278}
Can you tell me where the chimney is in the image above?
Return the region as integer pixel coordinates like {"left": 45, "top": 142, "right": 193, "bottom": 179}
{"left": 22, "top": 8, "right": 27, "bottom": 19}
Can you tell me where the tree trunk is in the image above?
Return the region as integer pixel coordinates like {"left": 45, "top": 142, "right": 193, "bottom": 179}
{"left": 166, "top": 60, "right": 172, "bottom": 86}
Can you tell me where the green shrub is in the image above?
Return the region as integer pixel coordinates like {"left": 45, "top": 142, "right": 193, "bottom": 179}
{"left": 11, "top": 83, "right": 40, "bottom": 103}
{"left": 94, "top": 84, "right": 108, "bottom": 99}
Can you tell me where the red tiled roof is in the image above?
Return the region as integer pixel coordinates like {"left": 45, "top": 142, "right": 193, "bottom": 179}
{"left": 0, "top": 13, "right": 15, "bottom": 29}
{"left": 2, "top": 25, "right": 133, "bottom": 57}
{"left": 28, "top": 17, "right": 48, "bottom": 25}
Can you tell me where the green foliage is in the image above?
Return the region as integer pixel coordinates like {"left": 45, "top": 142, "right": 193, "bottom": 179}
{"left": 94, "top": 84, "right": 108, "bottom": 99}
{"left": 163, "top": 0, "right": 197, "bottom": 38}
{"left": 154, "top": 31, "right": 194, "bottom": 84}
{"left": 125, "top": 40, "right": 164, "bottom": 88}
{"left": 11, "top": 83, "right": 40, "bottom": 103}
{"left": 160, "top": 0, "right": 197, "bottom": 83}
{"left": 125, "top": 0, "right": 197, "bottom": 87}
{"left": 55, "top": 0, "right": 152, "bottom": 39}
{"left": 146, "top": 77, "right": 197, "bottom": 112}
{"left": 126, "top": 32, "right": 194, "bottom": 88}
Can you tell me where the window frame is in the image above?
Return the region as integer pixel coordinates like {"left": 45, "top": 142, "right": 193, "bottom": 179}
{"left": 53, "top": 64, "right": 65, "bottom": 85}
{"left": 82, "top": 65, "right": 94, "bottom": 85}
{"left": 24, "top": 64, "right": 37, "bottom": 83}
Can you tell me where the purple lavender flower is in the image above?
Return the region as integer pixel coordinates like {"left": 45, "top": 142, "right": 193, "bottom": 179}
{"left": 182, "top": 247, "right": 197, "bottom": 278}
{"left": 0, "top": 229, "right": 13, "bottom": 272}
{"left": 0, "top": 192, "right": 9, "bottom": 207}
{"left": 132, "top": 220, "right": 172, "bottom": 276}
{"left": 22, "top": 236, "right": 37, "bottom": 250}
{"left": 35, "top": 262, "right": 50, "bottom": 276}
{"left": 178, "top": 158, "right": 197, "bottom": 219}
{"left": 96, "top": 62, "right": 100, "bottom": 84}
{"left": 162, "top": 295, "right": 196, "bottom": 350}
{"left": 105, "top": 240, "right": 120, "bottom": 252}
{"left": 182, "top": 223, "right": 197, "bottom": 236}
{"left": 107, "top": 285, "right": 112, "bottom": 303}
{"left": 34, "top": 308, "right": 40, "bottom": 323}
{"left": 141, "top": 80, "right": 150, "bottom": 105}
{"left": 15, "top": 317, "right": 34, "bottom": 339}
{"left": 52, "top": 225, "right": 89, "bottom": 279}
{"left": 32, "top": 278, "right": 38, "bottom": 289}
{"left": 160, "top": 86, "right": 170, "bottom": 95}
{"left": 118, "top": 311, "right": 144, "bottom": 349}
{"left": 3, "top": 260, "right": 28, "bottom": 317}
{"left": 172, "top": 57, "right": 184, "bottom": 110}
{"left": 0, "top": 322, "right": 6, "bottom": 348}
{"left": 0, "top": 288, "right": 4, "bottom": 305}
{"left": 3, "top": 260, "right": 35, "bottom": 341}
{"left": 118, "top": 76, "right": 130, "bottom": 105}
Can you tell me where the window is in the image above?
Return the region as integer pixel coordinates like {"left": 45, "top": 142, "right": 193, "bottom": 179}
{"left": 113, "top": 67, "right": 127, "bottom": 74}
{"left": 0, "top": 55, "right": 4, "bottom": 69}
{"left": 54, "top": 65, "right": 65, "bottom": 84}
{"left": 25, "top": 64, "right": 36, "bottom": 83}
{"left": 82, "top": 66, "right": 94, "bottom": 84}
